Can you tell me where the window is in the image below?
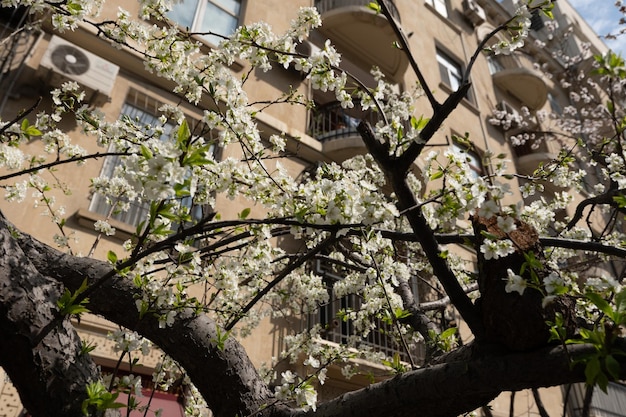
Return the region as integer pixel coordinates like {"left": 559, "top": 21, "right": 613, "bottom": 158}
{"left": 426, "top": 0, "right": 448, "bottom": 17}
{"left": 311, "top": 260, "right": 422, "bottom": 363}
{"left": 168, "top": 0, "right": 241, "bottom": 44}
{"left": 89, "top": 91, "right": 209, "bottom": 227}
{"left": 89, "top": 99, "right": 167, "bottom": 226}
{"left": 436, "top": 49, "right": 463, "bottom": 91}
{"left": 530, "top": 8, "right": 544, "bottom": 31}
{"left": 486, "top": 55, "right": 504, "bottom": 75}
{"left": 308, "top": 100, "right": 378, "bottom": 142}
{"left": 547, "top": 92, "right": 562, "bottom": 115}
{"left": 451, "top": 139, "right": 484, "bottom": 179}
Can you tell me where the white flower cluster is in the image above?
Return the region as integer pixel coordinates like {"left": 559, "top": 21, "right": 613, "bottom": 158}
{"left": 490, "top": 4, "right": 532, "bottom": 55}
{"left": 108, "top": 328, "right": 152, "bottom": 355}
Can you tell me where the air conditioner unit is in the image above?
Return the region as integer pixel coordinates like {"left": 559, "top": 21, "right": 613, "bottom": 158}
{"left": 462, "top": 0, "right": 486, "bottom": 26}
{"left": 39, "top": 35, "right": 119, "bottom": 102}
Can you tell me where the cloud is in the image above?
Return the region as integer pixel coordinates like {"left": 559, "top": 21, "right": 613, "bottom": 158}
{"left": 569, "top": 0, "right": 625, "bottom": 54}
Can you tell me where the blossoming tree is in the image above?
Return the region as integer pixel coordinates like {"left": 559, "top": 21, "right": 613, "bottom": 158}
{"left": 1, "top": 0, "right": 626, "bottom": 416}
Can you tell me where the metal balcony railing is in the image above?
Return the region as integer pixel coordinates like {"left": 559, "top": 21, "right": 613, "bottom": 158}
{"left": 308, "top": 101, "right": 380, "bottom": 142}
{"left": 310, "top": 260, "right": 424, "bottom": 364}
{"left": 314, "top": 0, "right": 401, "bottom": 23}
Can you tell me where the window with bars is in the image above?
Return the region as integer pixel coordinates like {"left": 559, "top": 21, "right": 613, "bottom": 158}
{"left": 89, "top": 91, "right": 210, "bottom": 228}
{"left": 168, "top": 0, "right": 241, "bottom": 45}
{"left": 310, "top": 260, "right": 423, "bottom": 364}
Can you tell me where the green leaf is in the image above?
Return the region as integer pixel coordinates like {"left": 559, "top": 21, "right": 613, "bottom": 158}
{"left": 584, "top": 356, "right": 601, "bottom": 385}
{"left": 82, "top": 381, "right": 125, "bottom": 415}
{"left": 596, "top": 371, "right": 610, "bottom": 393}
{"left": 57, "top": 278, "right": 91, "bottom": 317}
{"left": 429, "top": 170, "right": 444, "bottom": 180}
{"left": 614, "top": 289, "right": 626, "bottom": 320}
{"left": 613, "top": 195, "right": 626, "bottom": 208}
{"left": 410, "top": 115, "right": 430, "bottom": 131}
{"left": 140, "top": 144, "right": 153, "bottom": 160}
{"left": 604, "top": 354, "right": 621, "bottom": 380}
{"left": 107, "top": 250, "right": 118, "bottom": 265}
{"left": 440, "top": 327, "right": 458, "bottom": 339}
{"left": 20, "top": 119, "right": 42, "bottom": 139}
{"left": 177, "top": 119, "right": 191, "bottom": 149}
{"left": 394, "top": 308, "right": 412, "bottom": 320}
{"left": 211, "top": 326, "right": 231, "bottom": 351}
{"left": 367, "top": 1, "right": 381, "bottom": 13}
{"left": 239, "top": 208, "right": 251, "bottom": 219}
{"left": 586, "top": 292, "right": 616, "bottom": 322}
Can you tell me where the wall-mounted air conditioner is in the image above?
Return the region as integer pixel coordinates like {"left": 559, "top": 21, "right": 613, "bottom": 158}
{"left": 462, "top": 0, "right": 486, "bottom": 26}
{"left": 39, "top": 35, "right": 119, "bottom": 103}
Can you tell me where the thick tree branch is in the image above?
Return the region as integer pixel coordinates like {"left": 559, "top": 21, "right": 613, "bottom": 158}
{"left": 14, "top": 223, "right": 279, "bottom": 417}
{"left": 397, "top": 277, "right": 439, "bottom": 338}
{"left": 358, "top": 121, "right": 484, "bottom": 340}
{"left": 0, "top": 217, "right": 103, "bottom": 417}
{"left": 10, "top": 215, "right": 626, "bottom": 417}
{"left": 398, "top": 84, "right": 471, "bottom": 173}
{"left": 298, "top": 342, "right": 626, "bottom": 417}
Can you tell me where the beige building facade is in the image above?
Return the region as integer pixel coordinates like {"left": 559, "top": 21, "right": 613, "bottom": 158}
{"left": 0, "top": 0, "right": 618, "bottom": 416}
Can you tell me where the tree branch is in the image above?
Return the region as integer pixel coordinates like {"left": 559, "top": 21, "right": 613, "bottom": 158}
{"left": 14, "top": 223, "right": 279, "bottom": 417}
{"left": 358, "top": 121, "right": 484, "bottom": 340}
{"left": 0, "top": 216, "right": 103, "bottom": 417}
{"left": 297, "top": 342, "right": 626, "bottom": 417}
{"left": 376, "top": 0, "right": 439, "bottom": 111}
{"left": 11, "top": 215, "right": 626, "bottom": 417}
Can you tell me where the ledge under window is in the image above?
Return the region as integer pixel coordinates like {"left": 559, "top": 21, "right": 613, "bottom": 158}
{"left": 75, "top": 208, "right": 138, "bottom": 241}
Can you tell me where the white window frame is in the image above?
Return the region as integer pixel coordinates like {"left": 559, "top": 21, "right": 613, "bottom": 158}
{"left": 451, "top": 140, "right": 484, "bottom": 180}
{"left": 89, "top": 91, "right": 212, "bottom": 227}
{"left": 168, "top": 0, "right": 241, "bottom": 44}
{"left": 486, "top": 55, "right": 504, "bottom": 75}
{"left": 426, "top": 0, "right": 448, "bottom": 17}
{"left": 436, "top": 50, "right": 463, "bottom": 91}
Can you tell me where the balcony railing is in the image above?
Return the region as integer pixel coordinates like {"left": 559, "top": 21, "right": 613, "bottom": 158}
{"left": 314, "top": 0, "right": 401, "bottom": 23}
{"left": 310, "top": 260, "right": 424, "bottom": 364}
{"left": 308, "top": 101, "right": 380, "bottom": 142}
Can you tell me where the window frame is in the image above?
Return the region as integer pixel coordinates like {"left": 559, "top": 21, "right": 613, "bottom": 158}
{"left": 310, "top": 259, "right": 422, "bottom": 363}
{"left": 436, "top": 49, "right": 463, "bottom": 92}
{"left": 89, "top": 90, "right": 214, "bottom": 229}
{"left": 168, "top": 0, "right": 242, "bottom": 44}
{"left": 426, "top": 0, "right": 448, "bottom": 17}
{"left": 450, "top": 137, "right": 485, "bottom": 180}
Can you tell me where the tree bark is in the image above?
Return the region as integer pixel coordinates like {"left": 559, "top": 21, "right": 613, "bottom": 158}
{"left": 12, "top": 218, "right": 277, "bottom": 417}
{"left": 5, "top": 218, "right": 626, "bottom": 417}
{"left": 0, "top": 218, "right": 102, "bottom": 417}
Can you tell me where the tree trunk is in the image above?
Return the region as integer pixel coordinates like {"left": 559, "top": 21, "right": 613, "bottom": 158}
{"left": 12, "top": 217, "right": 277, "bottom": 417}
{"left": 0, "top": 217, "right": 102, "bottom": 417}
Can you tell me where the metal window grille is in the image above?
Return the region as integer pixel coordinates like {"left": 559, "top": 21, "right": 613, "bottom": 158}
{"left": 89, "top": 90, "right": 213, "bottom": 227}
{"left": 310, "top": 260, "right": 423, "bottom": 363}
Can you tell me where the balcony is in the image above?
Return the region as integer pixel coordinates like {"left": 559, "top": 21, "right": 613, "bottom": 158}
{"left": 310, "top": 259, "right": 424, "bottom": 364}
{"left": 491, "top": 52, "right": 548, "bottom": 110}
{"left": 308, "top": 101, "right": 379, "bottom": 160}
{"left": 314, "top": 0, "right": 408, "bottom": 82}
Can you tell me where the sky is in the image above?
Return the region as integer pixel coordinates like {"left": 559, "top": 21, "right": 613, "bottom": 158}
{"left": 569, "top": 0, "right": 626, "bottom": 55}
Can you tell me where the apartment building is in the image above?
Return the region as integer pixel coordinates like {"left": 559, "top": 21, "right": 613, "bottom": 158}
{"left": 0, "top": 0, "right": 618, "bottom": 416}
